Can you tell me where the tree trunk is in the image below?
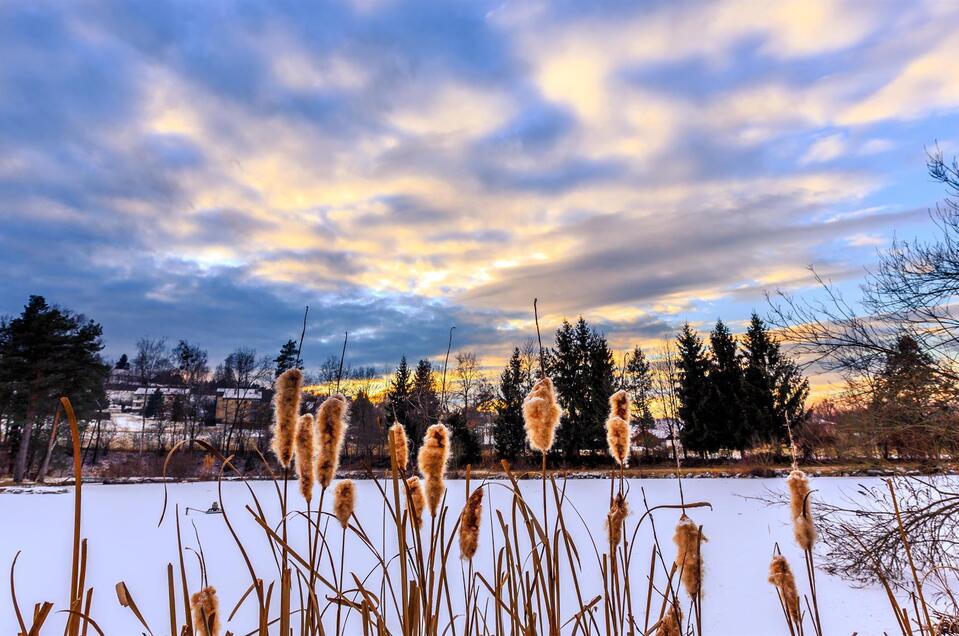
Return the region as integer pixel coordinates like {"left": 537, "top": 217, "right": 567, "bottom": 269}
{"left": 13, "top": 372, "right": 43, "bottom": 483}
{"left": 35, "top": 406, "right": 62, "bottom": 483}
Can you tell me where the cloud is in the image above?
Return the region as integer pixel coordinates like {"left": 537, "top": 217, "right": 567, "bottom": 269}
{"left": 0, "top": 0, "right": 955, "bottom": 383}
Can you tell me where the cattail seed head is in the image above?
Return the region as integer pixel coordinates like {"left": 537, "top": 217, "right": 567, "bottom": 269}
{"left": 673, "top": 515, "right": 707, "bottom": 598}
{"left": 418, "top": 423, "right": 450, "bottom": 515}
{"left": 523, "top": 377, "right": 561, "bottom": 453}
{"left": 294, "top": 413, "right": 315, "bottom": 503}
{"left": 333, "top": 479, "right": 355, "bottom": 529}
{"left": 656, "top": 600, "right": 683, "bottom": 636}
{"left": 606, "top": 493, "right": 629, "bottom": 549}
{"left": 787, "top": 469, "right": 817, "bottom": 550}
{"left": 768, "top": 554, "right": 801, "bottom": 625}
{"left": 406, "top": 476, "right": 425, "bottom": 529}
{"left": 390, "top": 423, "right": 409, "bottom": 473}
{"left": 316, "top": 395, "right": 348, "bottom": 489}
{"left": 459, "top": 487, "right": 484, "bottom": 560}
{"left": 272, "top": 368, "right": 303, "bottom": 467}
{"left": 190, "top": 586, "right": 221, "bottom": 636}
{"left": 606, "top": 390, "right": 631, "bottom": 466}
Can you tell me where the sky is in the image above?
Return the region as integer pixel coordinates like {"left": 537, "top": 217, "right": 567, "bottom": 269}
{"left": 2, "top": 0, "right": 959, "bottom": 392}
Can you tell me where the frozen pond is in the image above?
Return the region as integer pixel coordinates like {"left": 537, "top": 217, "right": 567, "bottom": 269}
{"left": 0, "top": 476, "right": 911, "bottom": 634}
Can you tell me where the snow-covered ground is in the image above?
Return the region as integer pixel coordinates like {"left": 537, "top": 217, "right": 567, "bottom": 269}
{"left": 0, "top": 477, "right": 917, "bottom": 634}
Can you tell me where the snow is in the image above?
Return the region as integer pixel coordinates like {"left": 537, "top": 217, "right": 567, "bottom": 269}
{"left": 0, "top": 477, "right": 923, "bottom": 635}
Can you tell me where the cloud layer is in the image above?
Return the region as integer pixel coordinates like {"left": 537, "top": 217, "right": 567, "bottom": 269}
{"left": 2, "top": 0, "right": 958, "bottom": 378}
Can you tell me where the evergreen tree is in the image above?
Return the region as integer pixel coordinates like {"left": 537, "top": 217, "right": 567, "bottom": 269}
{"left": 494, "top": 348, "right": 528, "bottom": 461}
{"left": 274, "top": 339, "right": 300, "bottom": 377}
{"left": 448, "top": 409, "right": 481, "bottom": 467}
{"left": 410, "top": 359, "right": 440, "bottom": 449}
{"left": 144, "top": 388, "right": 165, "bottom": 419}
{"left": 675, "top": 323, "right": 713, "bottom": 457}
{"left": 386, "top": 356, "right": 414, "bottom": 442}
{"left": 624, "top": 345, "right": 656, "bottom": 460}
{"left": 741, "top": 313, "right": 809, "bottom": 447}
{"left": 706, "top": 320, "right": 747, "bottom": 453}
{"left": 0, "top": 296, "right": 110, "bottom": 482}
{"left": 115, "top": 353, "right": 130, "bottom": 370}
{"left": 552, "top": 318, "right": 615, "bottom": 461}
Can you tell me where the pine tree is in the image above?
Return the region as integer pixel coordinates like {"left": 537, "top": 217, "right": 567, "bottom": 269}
{"left": 144, "top": 388, "right": 165, "bottom": 419}
{"left": 675, "top": 323, "right": 712, "bottom": 457}
{"left": 410, "top": 359, "right": 440, "bottom": 449}
{"left": 386, "top": 356, "right": 414, "bottom": 445}
{"left": 274, "top": 339, "right": 299, "bottom": 377}
{"left": 448, "top": 408, "right": 481, "bottom": 467}
{"left": 552, "top": 318, "right": 615, "bottom": 461}
{"left": 624, "top": 345, "right": 656, "bottom": 460}
{"left": 494, "top": 348, "right": 528, "bottom": 461}
{"left": 706, "top": 320, "right": 746, "bottom": 454}
{"left": 741, "top": 313, "right": 809, "bottom": 447}
{"left": 115, "top": 353, "right": 130, "bottom": 370}
{"left": 0, "top": 296, "right": 109, "bottom": 482}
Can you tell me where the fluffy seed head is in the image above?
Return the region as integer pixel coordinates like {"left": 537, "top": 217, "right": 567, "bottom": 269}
{"left": 390, "top": 423, "right": 409, "bottom": 472}
{"left": 522, "top": 377, "right": 561, "bottom": 453}
{"left": 606, "top": 390, "right": 631, "bottom": 466}
{"left": 418, "top": 424, "right": 450, "bottom": 515}
{"left": 768, "top": 555, "right": 801, "bottom": 625}
{"left": 316, "top": 395, "right": 348, "bottom": 489}
{"left": 656, "top": 600, "right": 683, "bottom": 636}
{"left": 294, "top": 413, "right": 315, "bottom": 503}
{"left": 787, "top": 469, "right": 817, "bottom": 550}
{"left": 272, "top": 368, "right": 303, "bottom": 467}
{"left": 673, "top": 515, "right": 707, "bottom": 598}
{"left": 406, "top": 476, "right": 425, "bottom": 529}
{"left": 459, "top": 487, "right": 484, "bottom": 560}
{"left": 190, "top": 586, "right": 221, "bottom": 636}
{"left": 333, "top": 480, "right": 355, "bottom": 529}
{"left": 606, "top": 493, "right": 629, "bottom": 548}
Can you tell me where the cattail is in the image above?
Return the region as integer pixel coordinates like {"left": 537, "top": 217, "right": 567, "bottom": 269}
{"left": 406, "top": 476, "right": 425, "bottom": 529}
{"left": 606, "top": 493, "right": 629, "bottom": 549}
{"left": 606, "top": 390, "right": 631, "bottom": 466}
{"left": 190, "top": 586, "right": 221, "bottom": 636}
{"left": 316, "top": 395, "right": 348, "bottom": 489}
{"left": 787, "top": 469, "right": 817, "bottom": 550}
{"left": 673, "top": 515, "right": 707, "bottom": 598}
{"left": 656, "top": 599, "right": 683, "bottom": 636}
{"left": 418, "top": 423, "right": 450, "bottom": 515}
{"left": 333, "top": 480, "right": 355, "bottom": 529}
{"left": 294, "top": 413, "right": 315, "bottom": 503}
{"left": 390, "top": 423, "right": 409, "bottom": 472}
{"left": 522, "top": 377, "right": 561, "bottom": 453}
{"left": 459, "top": 487, "right": 484, "bottom": 560}
{"left": 272, "top": 368, "right": 303, "bottom": 467}
{"left": 768, "top": 554, "right": 801, "bottom": 625}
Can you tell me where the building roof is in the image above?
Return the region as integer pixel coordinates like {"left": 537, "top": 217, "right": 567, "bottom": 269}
{"left": 217, "top": 388, "right": 263, "bottom": 400}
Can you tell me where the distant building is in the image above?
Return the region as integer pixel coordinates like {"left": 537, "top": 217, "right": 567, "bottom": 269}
{"left": 215, "top": 387, "right": 264, "bottom": 423}
{"left": 131, "top": 386, "right": 190, "bottom": 411}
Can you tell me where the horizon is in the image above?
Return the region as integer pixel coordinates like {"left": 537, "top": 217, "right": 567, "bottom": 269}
{"left": 3, "top": 1, "right": 958, "bottom": 396}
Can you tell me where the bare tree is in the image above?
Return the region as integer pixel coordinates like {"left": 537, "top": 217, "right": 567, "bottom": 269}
{"left": 133, "top": 337, "right": 171, "bottom": 455}
{"left": 454, "top": 351, "right": 480, "bottom": 411}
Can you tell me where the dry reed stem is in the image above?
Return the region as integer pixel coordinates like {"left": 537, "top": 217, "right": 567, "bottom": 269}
{"left": 522, "top": 377, "right": 561, "bottom": 453}
{"left": 334, "top": 480, "right": 356, "bottom": 529}
{"left": 190, "top": 586, "right": 220, "bottom": 636}
{"left": 406, "top": 476, "right": 426, "bottom": 529}
{"left": 459, "top": 487, "right": 484, "bottom": 560}
{"left": 316, "top": 395, "right": 348, "bottom": 489}
{"left": 787, "top": 469, "right": 817, "bottom": 550}
{"left": 417, "top": 423, "right": 450, "bottom": 515}
{"left": 272, "top": 368, "right": 303, "bottom": 467}
{"left": 294, "top": 413, "right": 315, "bottom": 503}
{"left": 769, "top": 554, "right": 802, "bottom": 626}
{"left": 673, "top": 515, "right": 706, "bottom": 598}
{"left": 390, "top": 423, "right": 409, "bottom": 473}
{"left": 606, "top": 390, "right": 631, "bottom": 466}
{"left": 606, "top": 493, "right": 629, "bottom": 549}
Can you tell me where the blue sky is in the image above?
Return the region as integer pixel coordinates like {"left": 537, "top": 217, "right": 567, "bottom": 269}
{"left": 2, "top": 0, "right": 958, "bottom": 389}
